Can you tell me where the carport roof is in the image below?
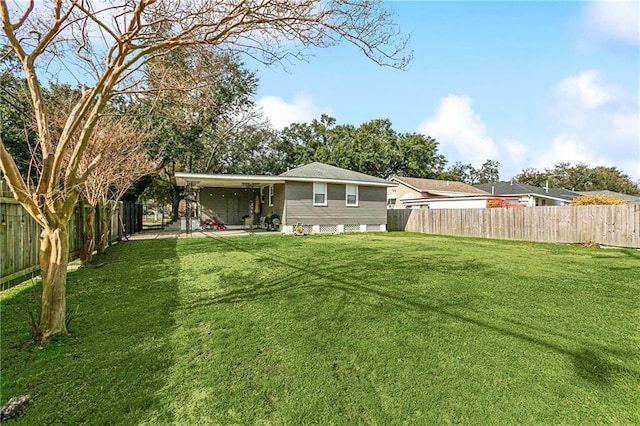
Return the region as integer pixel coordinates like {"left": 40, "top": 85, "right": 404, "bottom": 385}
{"left": 175, "top": 173, "right": 284, "bottom": 188}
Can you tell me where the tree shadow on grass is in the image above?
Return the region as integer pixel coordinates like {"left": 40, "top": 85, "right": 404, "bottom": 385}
{"left": 572, "top": 349, "right": 621, "bottom": 386}
{"left": 195, "top": 234, "right": 640, "bottom": 388}
{"left": 0, "top": 239, "right": 181, "bottom": 425}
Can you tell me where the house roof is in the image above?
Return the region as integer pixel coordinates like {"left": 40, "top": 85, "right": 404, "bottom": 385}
{"left": 475, "top": 181, "right": 581, "bottom": 201}
{"left": 279, "top": 162, "right": 395, "bottom": 187}
{"left": 390, "top": 176, "right": 489, "bottom": 195}
{"left": 175, "top": 162, "right": 396, "bottom": 188}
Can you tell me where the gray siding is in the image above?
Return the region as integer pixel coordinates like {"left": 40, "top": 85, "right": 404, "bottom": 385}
{"left": 200, "top": 187, "right": 259, "bottom": 225}
{"left": 258, "top": 183, "right": 285, "bottom": 220}
{"left": 284, "top": 182, "right": 387, "bottom": 225}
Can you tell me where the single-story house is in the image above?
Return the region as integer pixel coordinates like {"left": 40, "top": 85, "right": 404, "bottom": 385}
{"left": 474, "top": 181, "right": 581, "bottom": 206}
{"left": 387, "top": 176, "right": 489, "bottom": 209}
{"left": 174, "top": 162, "right": 396, "bottom": 234}
{"left": 577, "top": 190, "right": 640, "bottom": 205}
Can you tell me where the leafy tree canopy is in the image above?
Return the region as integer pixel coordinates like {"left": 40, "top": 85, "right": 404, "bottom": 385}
{"left": 270, "top": 115, "right": 447, "bottom": 179}
{"left": 515, "top": 162, "right": 640, "bottom": 195}
{"left": 0, "top": 51, "right": 36, "bottom": 179}
{"left": 440, "top": 159, "right": 500, "bottom": 185}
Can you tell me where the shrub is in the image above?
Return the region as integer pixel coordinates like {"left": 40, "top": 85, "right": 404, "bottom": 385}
{"left": 570, "top": 195, "right": 627, "bottom": 206}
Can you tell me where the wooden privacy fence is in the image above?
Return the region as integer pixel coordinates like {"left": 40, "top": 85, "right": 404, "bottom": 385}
{"left": 387, "top": 205, "right": 640, "bottom": 248}
{"left": 1, "top": 179, "right": 142, "bottom": 289}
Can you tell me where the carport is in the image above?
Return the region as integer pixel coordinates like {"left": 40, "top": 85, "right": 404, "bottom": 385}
{"left": 175, "top": 172, "right": 285, "bottom": 229}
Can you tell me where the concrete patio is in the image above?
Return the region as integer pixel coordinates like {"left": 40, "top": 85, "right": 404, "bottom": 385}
{"left": 129, "top": 221, "right": 279, "bottom": 240}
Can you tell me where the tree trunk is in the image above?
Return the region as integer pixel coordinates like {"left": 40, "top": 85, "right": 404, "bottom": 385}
{"left": 38, "top": 224, "right": 69, "bottom": 344}
{"left": 171, "top": 184, "right": 181, "bottom": 222}
{"left": 97, "top": 201, "right": 111, "bottom": 255}
{"left": 80, "top": 203, "right": 96, "bottom": 265}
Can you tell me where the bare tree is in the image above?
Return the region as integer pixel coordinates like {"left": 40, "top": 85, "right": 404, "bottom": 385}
{"left": 80, "top": 115, "right": 155, "bottom": 265}
{"left": 0, "top": 0, "right": 411, "bottom": 343}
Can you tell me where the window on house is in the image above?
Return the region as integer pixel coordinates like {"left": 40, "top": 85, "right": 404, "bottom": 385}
{"left": 313, "top": 182, "right": 327, "bottom": 206}
{"left": 260, "top": 186, "right": 265, "bottom": 204}
{"left": 387, "top": 198, "right": 396, "bottom": 208}
{"left": 268, "top": 185, "right": 274, "bottom": 206}
{"left": 346, "top": 184, "right": 358, "bottom": 206}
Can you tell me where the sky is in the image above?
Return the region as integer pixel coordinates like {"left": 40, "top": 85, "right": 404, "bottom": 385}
{"left": 250, "top": 1, "right": 640, "bottom": 181}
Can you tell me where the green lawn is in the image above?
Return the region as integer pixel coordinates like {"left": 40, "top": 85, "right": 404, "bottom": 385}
{"left": 1, "top": 233, "right": 638, "bottom": 424}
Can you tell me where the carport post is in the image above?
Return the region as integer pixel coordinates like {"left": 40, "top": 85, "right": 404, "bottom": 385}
{"left": 244, "top": 183, "right": 256, "bottom": 235}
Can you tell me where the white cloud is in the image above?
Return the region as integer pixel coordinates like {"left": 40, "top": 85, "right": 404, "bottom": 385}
{"left": 501, "top": 139, "right": 529, "bottom": 178}
{"left": 416, "top": 71, "right": 640, "bottom": 181}
{"left": 257, "top": 93, "right": 331, "bottom": 130}
{"left": 417, "top": 94, "right": 497, "bottom": 166}
{"left": 417, "top": 95, "right": 533, "bottom": 179}
{"left": 555, "top": 70, "right": 616, "bottom": 110}
{"left": 535, "top": 136, "right": 610, "bottom": 171}
{"left": 580, "top": 0, "right": 640, "bottom": 47}
{"left": 536, "top": 70, "right": 640, "bottom": 179}
{"left": 612, "top": 110, "right": 640, "bottom": 142}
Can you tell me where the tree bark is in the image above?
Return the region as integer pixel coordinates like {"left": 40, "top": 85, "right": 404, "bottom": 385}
{"left": 79, "top": 200, "right": 96, "bottom": 265}
{"left": 78, "top": 200, "right": 96, "bottom": 265}
{"left": 38, "top": 224, "right": 69, "bottom": 344}
{"left": 97, "top": 201, "right": 111, "bottom": 255}
{"left": 171, "top": 195, "right": 180, "bottom": 222}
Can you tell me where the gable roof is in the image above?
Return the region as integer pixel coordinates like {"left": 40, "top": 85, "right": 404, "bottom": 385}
{"left": 475, "top": 181, "right": 581, "bottom": 201}
{"left": 280, "top": 162, "right": 394, "bottom": 187}
{"left": 175, "top": 162, "right": 395, "bottom": 188}
{"left": 390, "top": 176, "right": 489, "bottom": 196}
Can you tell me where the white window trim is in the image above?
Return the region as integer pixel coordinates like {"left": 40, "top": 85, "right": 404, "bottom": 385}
{"left": 346, "top": 184, "right": 359, "bottom": 207}
{"left": 268, "top": 185, "right": 274, "bottom": 206}
{"left": 313, "top": 182, "right": 327, "bottom": 206}
{"left": 387, "top": 198, "right": 396, "bottom": 209}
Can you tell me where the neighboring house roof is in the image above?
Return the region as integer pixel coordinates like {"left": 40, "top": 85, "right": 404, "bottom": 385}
{"left": 389, "top": 176, "right": 489, "bottom": 196}
{"left": 280, "top": 162, "right": 394, "bottom": 187}
{"left": 175, "top": 162, "right": 396, "bottom": 188}
{"left": 475, "top": 181, "right": 581, "bottom": 202}
{"left": 577, "top": 190, "right": 640, "bottom": 204}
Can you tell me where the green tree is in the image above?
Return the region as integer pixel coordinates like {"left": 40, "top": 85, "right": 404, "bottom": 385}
{"left": 392, "top": 133, "right": 446, "bottom": 179}
{"left": 273, "top": 116, "right": 446, "bottom": 179}
{"left": 273, "top": 114, "right": 337, "bottom": 172}
{"left": 142, "top": 49, "right": 260, "bottom": 220}
{"left": 587, "top": 166, "right": 639, "bottom": 195}
{"left": 0, "top": 53, "right": 36, "bottom": 179}
{"left": 515, "top": 163, "right": 639, "bottom": 195}
{"left": 514, "top": 168, "right": 548, "bottom": 187}
{"left": 212, "top": 124, "right": 279, "bottom": 175}
{"left": 475, "top": 160, "right": 500, "bottom": 184}
{"left": 440, "top": 159, "right": 499, "bottom": 184}
{"left": 336, "top": 119, "right": 397, "bottom": 177}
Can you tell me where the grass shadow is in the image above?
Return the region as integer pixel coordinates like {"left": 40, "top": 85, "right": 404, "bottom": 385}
{"left": 572, "top": 349, "right": 619, "bottom": 386}
{"left": 196, "top": 233, "right": 640, "bottom": 389}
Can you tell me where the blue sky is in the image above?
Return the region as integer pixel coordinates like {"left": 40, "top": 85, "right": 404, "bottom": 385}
{"left": 251, "top": 1, "right": 640, "bottom": 181}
